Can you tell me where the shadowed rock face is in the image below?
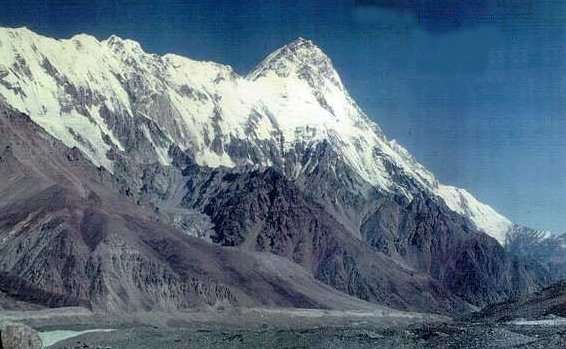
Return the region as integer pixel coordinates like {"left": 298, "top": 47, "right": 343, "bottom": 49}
{"left": 360, "top": 197, "right": 549, "bottom": 307}
{"left": 468, "top": 282, "right": 566, "bottom": 322}
{"left": 181, "top": 165, "right": 468, "bottom": 314}
{"left": 179, "top": 161, "right": 547, "bottom": 313}
{"left": 505, "top": 226, "right": 566, "bottom": 282}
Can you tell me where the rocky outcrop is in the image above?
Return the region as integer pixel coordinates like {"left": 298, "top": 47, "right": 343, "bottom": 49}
{"left": 0, "top": 322, "right": 43, "bottom": 349}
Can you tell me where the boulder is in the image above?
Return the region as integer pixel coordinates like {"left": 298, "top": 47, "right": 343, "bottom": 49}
{"left": 0, "top": 322, "right": 43, "bottom": 349}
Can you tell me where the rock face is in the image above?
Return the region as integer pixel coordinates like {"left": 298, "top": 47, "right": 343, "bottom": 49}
{"left": 181, "top": 164, "right": 468, "bottom": 313}
{"left": 180, "top": 162, "right": 546, "bottom": 312}
{"left": 360, "top": 196, "right": 547, "bottom": 307}
{"left": 468, "top": 282, "right": 566, "bottom": 322}
{"left": 505, "top": 226, "right": 566, "bottom": 282}
{"left": 0, "top": 322, "right": 43, "bottom": 349}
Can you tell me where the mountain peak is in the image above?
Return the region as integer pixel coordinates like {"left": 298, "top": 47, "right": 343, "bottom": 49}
{"left": 104, "top": 34, "right": 143, "bottom": 53}
{"left": 286, "top": 37, "right": 317, "bottom": 50}
{"left": 247, "top": 37, "right": 342, "bottom": 89}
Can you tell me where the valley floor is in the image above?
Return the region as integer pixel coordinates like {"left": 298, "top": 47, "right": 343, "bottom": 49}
{"left": 4, "top": 307, "right": 566, "bottom": 348}
{"left": 46, "top": 323, "right": 566, "bottom": 349}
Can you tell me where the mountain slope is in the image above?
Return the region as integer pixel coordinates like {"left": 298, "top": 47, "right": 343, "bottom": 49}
{"left": 0, "top": 27, "right": 511, "bottom": 242}
{"left": 180, "top": 163, "right": 470, "bottom": 313}
{"left": 179, "top": 162, "right": 543, "bottom": 309}
{"left": 0, "top": 103, "right": 394, "bottom": 312}
{"left": 468, "top": 282, "right": 566, "bottom": 322}
{"left": 505, "top": 226, "right": 566, "bottom": 281}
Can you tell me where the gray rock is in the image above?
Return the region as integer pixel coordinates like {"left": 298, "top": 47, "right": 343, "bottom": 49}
{"left": 0, "top": 322, "right": 43, "bottom": 349}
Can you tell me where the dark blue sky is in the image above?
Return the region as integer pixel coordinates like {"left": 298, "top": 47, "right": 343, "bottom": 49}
{"left": 1, "top": 0, "right": 564, "bottom": 231}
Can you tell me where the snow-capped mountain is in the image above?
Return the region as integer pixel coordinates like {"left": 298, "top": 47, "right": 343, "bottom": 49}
{"left": 0, "top": 27, "right": 511, "bottom": 242}
{"left": 505, "top": 226, "right": 566, "bottom": 279}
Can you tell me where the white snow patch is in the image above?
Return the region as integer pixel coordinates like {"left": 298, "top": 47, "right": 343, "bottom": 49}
{"left": 141, "top": 124, "right": 171, "bottom": 165}
{"left": 32, "top": 112, "right": 115, "bottom": 171}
